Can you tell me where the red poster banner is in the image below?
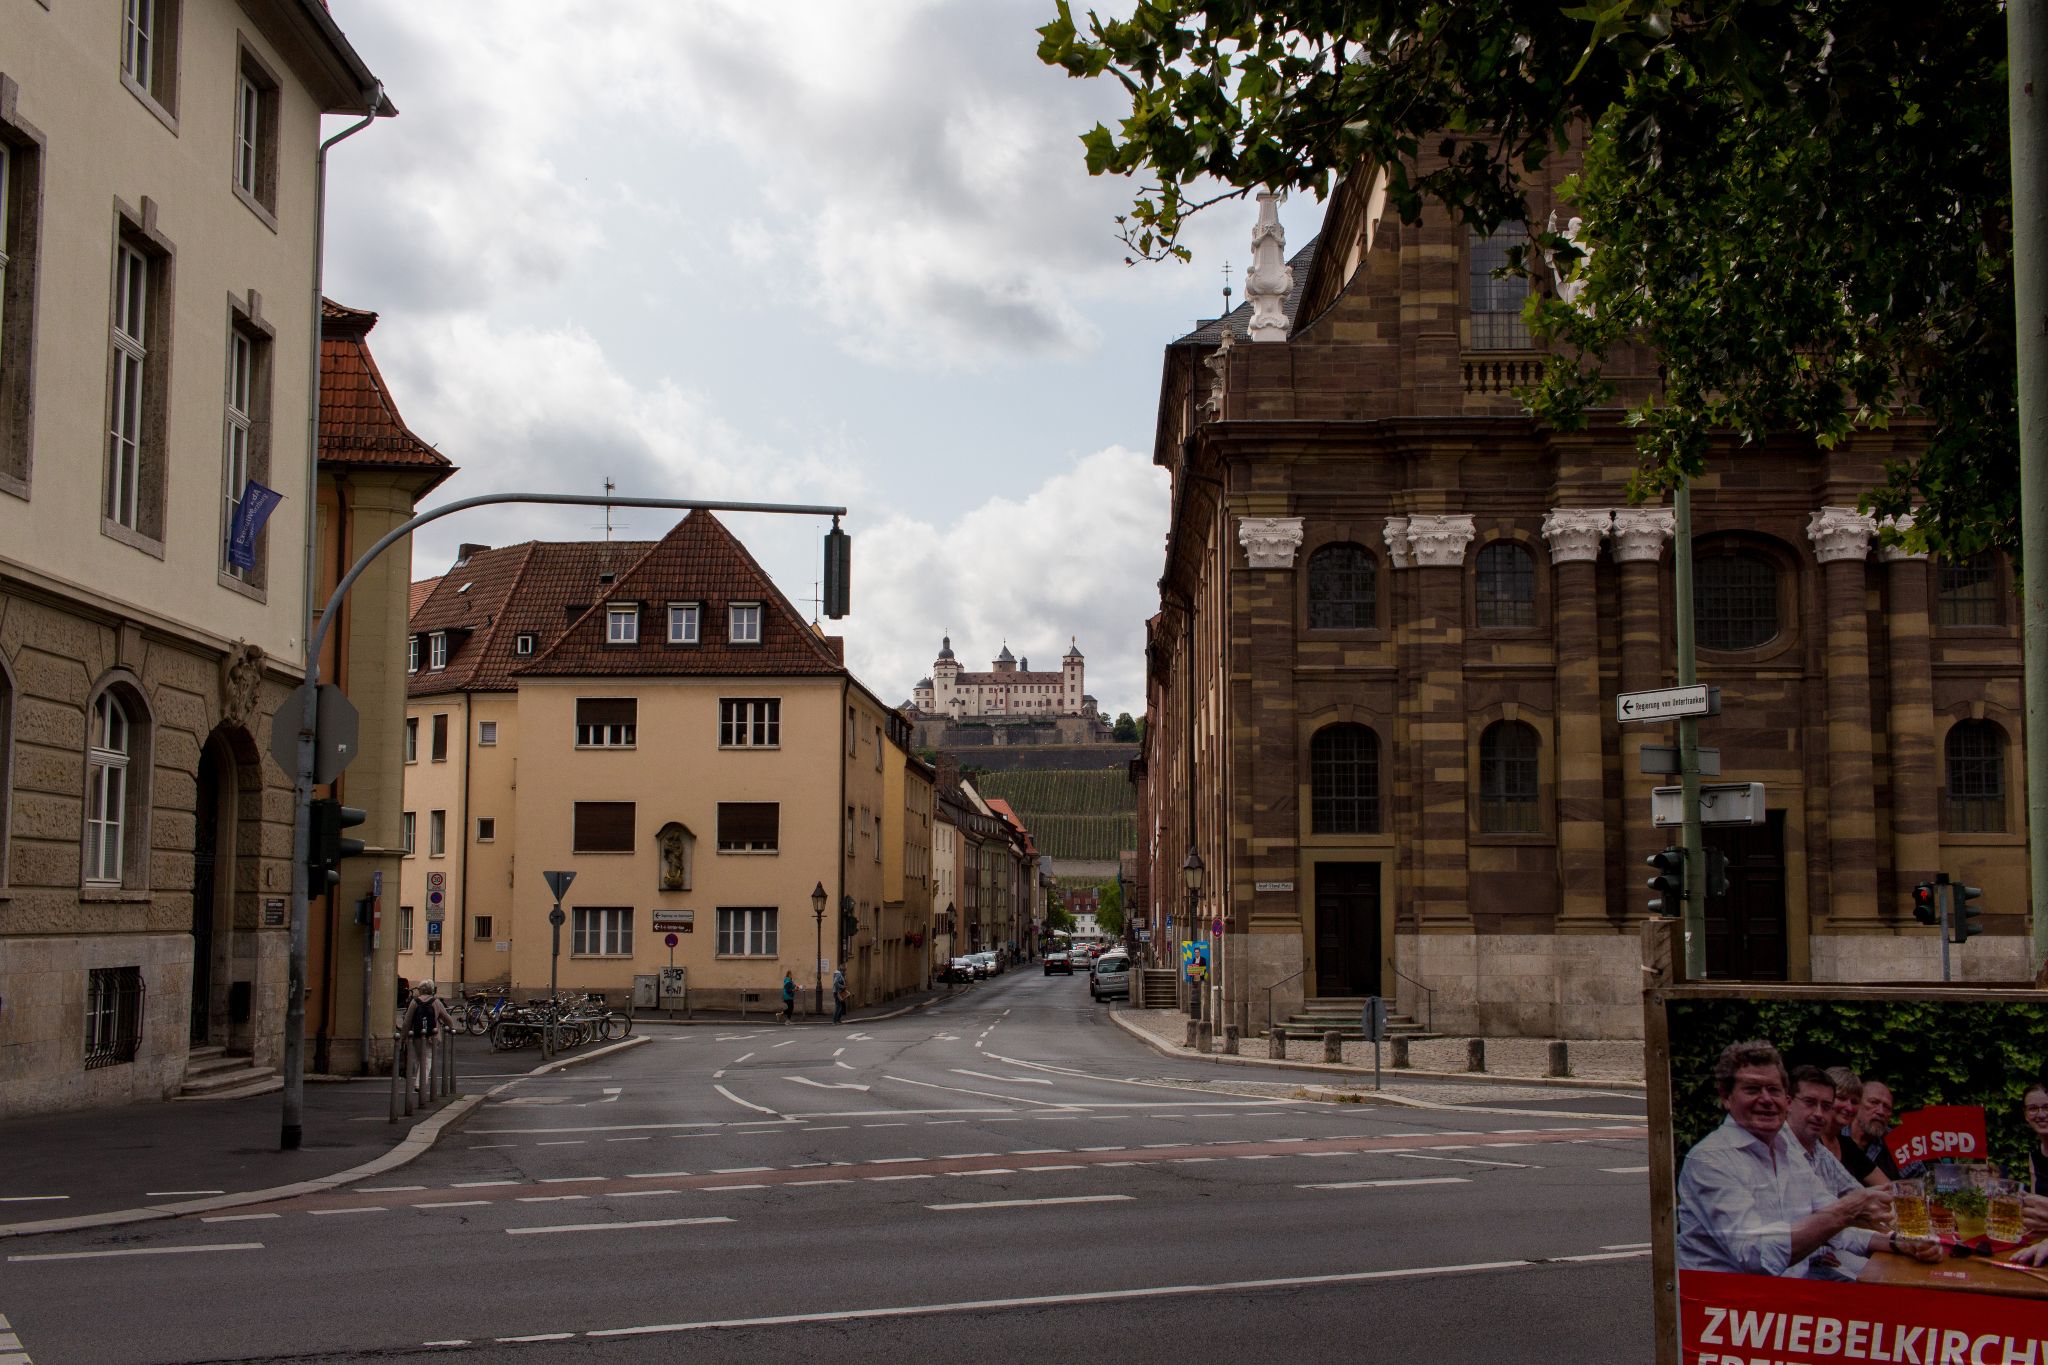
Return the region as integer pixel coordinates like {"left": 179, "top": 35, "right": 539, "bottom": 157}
{"left": 1682, "top": 1269, "right": 2048, "bottom": 1364}
{"left": 1885, "top": 1105, "right": 1990, "bottom": 1168}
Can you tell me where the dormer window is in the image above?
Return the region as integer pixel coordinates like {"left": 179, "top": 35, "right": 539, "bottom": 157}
{"left": 428, "top": 631, "right": 448, "bottom": 670}
{"left": 667, "top": 602, "right": 700, "bottom": 645}
{"left": 515, "top": 633, "right": 536, "bottom": 656}
{"left": 729, "top": 602, "right": 762, "bottom": 645}
{"left": 606, "top": 603, "right": 639, "bottom": 645}
{"left": 408, "top": 635, "right": 419, "bottom": 674}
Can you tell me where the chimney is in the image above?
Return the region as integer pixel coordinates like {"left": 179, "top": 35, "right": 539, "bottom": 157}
{"left": 821, "top": 635, "right": 845, "bottom": 664}
{"left": 456, "top": 543, "right": 490, "bottom": 564}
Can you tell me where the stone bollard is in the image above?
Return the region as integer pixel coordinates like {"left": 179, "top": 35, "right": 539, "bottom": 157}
{"left": 1185, "top": 1019, "right": 1200, "bottom": 1048}
{"left": 1269, "top": 1032, "right": 1288, "bottom": 1061}
{"left": 1390, "top": 1036, "right": 1410, "bottom": 1069}
{"left": 1323, "top": 1030, "right": 1343, "bottom": 1064}
{"left": 1547, "top": 1040, "right": 1571, "bottom": 1078}
{"left": 1196, "top": 1022, "right": 1214, "bottom": 1054}
{"left": 1223, "top": 1025, "right": 1240, "bottom": 1056}
{"left": 1466, "top": 1038, "right": 1487, "bottom": 1073}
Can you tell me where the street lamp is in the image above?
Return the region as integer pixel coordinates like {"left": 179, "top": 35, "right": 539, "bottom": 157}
{"left": 1182, "top": 847, "right": 1203, "bottom": 1019}
{"left": 811, "top": 881, "right": 827, "bottom": 1017}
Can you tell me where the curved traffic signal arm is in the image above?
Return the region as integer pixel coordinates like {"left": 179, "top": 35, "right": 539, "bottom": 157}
{"left": 1646, "top": 847, "right": 1687, "bottom": 916}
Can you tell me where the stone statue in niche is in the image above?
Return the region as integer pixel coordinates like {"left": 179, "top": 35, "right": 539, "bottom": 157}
{"left": 220, "top": 639, "right": 266, "bottom": 729}
{"left": 656, "top": 822, "right": 693, "bottom": 892}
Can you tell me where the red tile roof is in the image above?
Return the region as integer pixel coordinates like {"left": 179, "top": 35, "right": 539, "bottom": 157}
{"left": 321, "top": 298, "right": 456, "bottom": 488}
{"left": 518, "top": 512, "right": 846, "bottom": 678}
{"left": 409, "top": 575, "right": 442, "bottom": 618}
{"left": 408, "top": 540, "right": 655, "bottom": 696}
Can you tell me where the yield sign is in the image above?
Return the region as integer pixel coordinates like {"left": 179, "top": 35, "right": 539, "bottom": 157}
{"left": 543, "top": 869, "right": 576, "bottom": 902}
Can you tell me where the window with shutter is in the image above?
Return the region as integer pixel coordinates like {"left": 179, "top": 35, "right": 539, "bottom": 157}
{"left": 573, "top": 801, "right": 636, "bottom": 853}
{"left": 576, "top": 697, "right": 637, "bottom": 747}
{"left": 717, "top": 802, "right": 779, "bottom": 852}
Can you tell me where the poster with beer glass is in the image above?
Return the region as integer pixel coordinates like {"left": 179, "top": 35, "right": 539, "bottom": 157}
{"left": 1658, "top": 991, "right": 2048, "bottom": 1363}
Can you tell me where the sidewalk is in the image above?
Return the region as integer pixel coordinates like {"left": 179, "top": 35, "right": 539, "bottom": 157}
{"left": 1112, "top": 1008, "right": 1646, "bottom": 1088}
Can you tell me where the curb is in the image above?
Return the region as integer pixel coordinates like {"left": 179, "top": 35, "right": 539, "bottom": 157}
{"left": 517, "top": 1032, "right": 648, "bottom": 1079}
{"left": 1107, "top": 1010, "right": 1647, "bottom": 1093}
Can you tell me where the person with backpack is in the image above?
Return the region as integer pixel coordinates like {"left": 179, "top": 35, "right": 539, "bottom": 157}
{"left": 779, "top": 970, "right": 796, "bottom": 1024}
{"left": 832, "top": 967, "right": 848, "bottom": 1025}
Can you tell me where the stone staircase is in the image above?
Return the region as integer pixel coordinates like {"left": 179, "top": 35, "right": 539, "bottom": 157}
{"left": 1273, "top": 996, "right": 1438, "bottom": 1042}
{"left": 1133, "top": 968, "right": 1178, "bottom": 1009}
{"left": 175, "top": 1045, "right": 280, "bottom": 1100}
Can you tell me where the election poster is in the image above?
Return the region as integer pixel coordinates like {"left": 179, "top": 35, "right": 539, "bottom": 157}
{"left": 1653, "top": 987, "right": 2048, "bottom": 1365}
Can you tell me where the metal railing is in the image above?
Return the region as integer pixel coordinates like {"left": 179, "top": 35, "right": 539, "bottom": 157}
{"left": 389, "top": 997, "right": 460, "bottom": 1122}
{"left": 1262, "top": 965, "right": 1307, "bottom": 1036}
{"left": 1391, "top": 964, "right": 1434, "bottom": 1034}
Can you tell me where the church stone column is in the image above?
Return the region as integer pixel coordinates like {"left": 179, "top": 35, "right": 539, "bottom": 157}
{"left": 1880, "top": 518, "right": 1939, "bottom": 911}
{"left": 1807, "top": 506, "right": 1880, "bottom": 922}
{"left": 1611, "top": 509, "right": 1675, "bottom": 918}
{"left": 1405, "top": 514, "right": 1477, "bottom": 927}
{"left": 1543, "top": 509, "right": 1613, "bottom": 928}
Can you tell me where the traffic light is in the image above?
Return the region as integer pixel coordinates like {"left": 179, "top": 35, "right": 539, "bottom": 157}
{"left": 1706, "top": 849, "right": 1730, "bottom": 898}
{"left": 822, "top": 518, "right": 851, "bottom": 620}
{"left": 1646, "top": 847, "right": 1686, "bottom": 915}
{"left": 308, "top": 797, "right": 367, "bottom": 891}
{"left": 1911, "top": 882, "right": 1939, "bottom": 926}
{"left": 1951, "top": 883, "right": 1983, "bottom": 943}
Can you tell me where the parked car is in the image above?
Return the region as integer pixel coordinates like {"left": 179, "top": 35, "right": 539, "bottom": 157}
{"left": 1089, "top": 955, "right": 1132, "bottom": 1001}
{"left": 945, "top": 956, "right": 980, "bottom": 983}
{"left": 972, "top": 951, "right": 1002, "bottom": 977}
{"left": 1043, "top": 950, "right": 1073, "bottom": 976}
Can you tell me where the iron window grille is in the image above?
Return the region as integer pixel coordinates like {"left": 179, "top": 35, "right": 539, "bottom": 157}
{"left": 1475, "top": 542, "right": 1536, "bottom": 628}
{"left": 474, "top": 915, "right": 493, "bottom": 940}
{"left": 1693, "top": 552, "right": 1779, "bottom": 651}
{"left": 1478, "top": 721, "right": 1542, "bottom": 833}
{"left": 1944, "top": 720, "right": 2006, "bottom": 833}
{"left": 84, "top": 966, "right": 143, "bottom": 1069}
{"left": 1937, "top": 552, "right": 2001, "bottom": 628}
{"left": 1468, "top": 226, "right": 1532, "bottom": 350}
{"left": 1307, "top": 544, "right": 1377, "bottom": 630}
{"left": 719, "top": 698, "right": 780, "bottom": 748}
{"left": 1310, "top": 723, "right": 1381, "bottom": 834}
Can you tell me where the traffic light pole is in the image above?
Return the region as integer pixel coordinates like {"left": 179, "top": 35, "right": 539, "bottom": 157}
{"left": 1936, "top": 871, "right": 1953, "bottom": 983}
{"left": 1673, "top": 481, "right": 1708, "bottom": 979}
{"left": 2013, "top": 0, "right": 2048, "bottom": 979}
{"left": 280, "top": 490, "right": 848, "bottom": 1150}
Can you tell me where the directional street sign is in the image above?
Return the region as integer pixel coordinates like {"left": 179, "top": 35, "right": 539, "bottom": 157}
{"left": 1652, "top": 782, "right": 1767, "bottom": 828}
{"left": 1617, "top": 684, "right": 1715, "bottom": 723}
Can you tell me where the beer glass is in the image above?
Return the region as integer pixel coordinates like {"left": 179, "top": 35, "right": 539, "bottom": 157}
{"left": 1987, "top": 1178, "right": 2026, "bottom": 1244}
{"left": 1893, "top": 1177, "right": 1933, "bottom": 1242}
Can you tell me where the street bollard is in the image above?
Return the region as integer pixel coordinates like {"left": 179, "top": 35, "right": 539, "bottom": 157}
{"left": 1223, "top": 1025, "right": 1240, "bottom": 1056}
{"left": 1466, "top": 1038, "right": 1486, "bottom": 1073}
{"left": 1269, "top": 1032, "right": 1288, "bottom": 1061}
{"left": 1184, "top": 1019, "right": 1199, "bottom": 1048}
{"left": 1196, "top": 1022, "right": 1213, "bottom": 1054}
{"left": 1390, "top": 1036, "right": 1410, "bottom": 1069}
{"left": 1322, "top": 1030, "right": 1342, "bottom": 1064}
{"left": 446, "top": 1023, "right": 459, "bottom": 1097}
{"left": 388, "top": 1025, "right": 404, "bottom": 1123}
{"left": 1547, "top": 1040, "right": 1571, "bottom": 1078}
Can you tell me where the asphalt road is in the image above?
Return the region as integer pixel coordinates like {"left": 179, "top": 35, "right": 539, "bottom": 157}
{"left": 1, "top": 970, "right": 1655, "bottom": 1364}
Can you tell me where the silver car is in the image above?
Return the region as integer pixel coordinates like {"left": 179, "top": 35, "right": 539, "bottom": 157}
{"left": 1089, "top": 955, "right": 1131, "bottom": 1001}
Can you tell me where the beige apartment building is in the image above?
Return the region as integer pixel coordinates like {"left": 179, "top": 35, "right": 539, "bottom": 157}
{"left": 0, "top": 0, "right": 388, "bottom": 1113}
{"left": 399, "top": 512, "right": 924, "bottom": 1013}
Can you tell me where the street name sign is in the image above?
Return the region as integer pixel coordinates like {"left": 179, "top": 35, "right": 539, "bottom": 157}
{"left": 1639, "top": 745, "right": 1721, "bottom": 777}
{"left": 651, "top": 909, "right": 695, "bottom": 933}
{"left": 1651, "top": 782, "right": 1767, "bottom": 827}
{"left": 1617, "top": 684, "right": 1713, "bottom": 723}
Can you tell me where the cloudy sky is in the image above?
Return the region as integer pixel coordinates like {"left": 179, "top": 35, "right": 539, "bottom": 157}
{"left": 323, "top": 0, "right": 1321, "bottom": 717}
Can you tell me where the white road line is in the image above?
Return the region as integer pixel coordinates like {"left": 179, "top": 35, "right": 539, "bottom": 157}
{"left": 9, "top": 1242, "right": 264, "bottom": 1263}
{"left": 702, "top": 1184, "right": 767, "bottom": 1191}
{"left": 1008, "top": 1149, "right": 1066, "bottom": 1155}
{"left": 712, "top": 1166, "right": 773, "bottom": 1174}
{"left": 866, "top": 1174, "right": 933, "bottom": 1182}
{"left": 498, "top": 1333, "right": 575, "bottom": 1344}
{"left": 951, "top": 1069, "right": 1054, "bottom": 1086}
{"left": 1300, "top": 1178, "right": 1470, "bottom": 1190}
{"left": 0, "top": 1197, "right": 67, "bottom": 1203}
{"left": 928, "top": 1195, "right": 1132, "bottom": 1212}
{"left": 834, "top": 1061, "right": 856, "bottom": 1071}
{"left": 144, "top": 1190, "right": 224, "bottom": 1197}
{"left": 359, "top": 1185, "right": 426, "bottom": 1193}
{"left": 454, "top": 1180, "right": 519, "bottom": 1188}
{"left": 804, "top": 1126, "right": 849, "bottom": 1132}
{"left": 200, "top": 1213, "right": 279, "bottom": 1223}
{"left": 615, "top": 1189, "right": 681, "bottom": 1198}
{"left": 310, "top": 1207, "right": 386, "bottom": 1216}
{"left": 418, "top": 1200, "right": 492, "bottom": 1209}
{"left": 508, "top": 1217, "right": 734, "bottom": 1236}
{"left": 952, "top": 1168, "right": 1015, "bottom": 1176}
{"left": 1551, "top": 1250, "right": 1653, "bottom": 1264}
{"left": 1600, "top": 1166, "right": 1651, "bottom": 1174}
{"left": 537, "top": 1140, "right": 587, "bottom": 1147}
{"left": 867, "top": 1157, "right": 922, "bottom": 1164}
{"left": 715, "top": 1085, "right": 781, "bottom": 1116}
{"left": 883, "top": 1074, "right": 1074, "bottom": 1110}
{"left": 608, "top": 1137, "right": 653, "bottom": 1143}
{"left": 1020, "top": 1165, "right": 1083, "bottom": 1173}
{"left": 785, "top": 1076, "right": 870, "bottom": 1091}
{"left": 467, "top": 1144, "right": 512, "bottom": 1150}
{"left": 788, "top": 1179, "right": 852, "bottom": 1187}
{"left": 938, "top": 1153, "right": 997, "bottom": 1159}
{"left": 1077, "top": 1146, "right": 1125, "bottom": 1152}
{"left": 1395, "top": 1154, "right": 1536, "bottom": 1170}
{"left": 772, "top": 1040, "right": 795, "bottom": 1050}
{"left": 833, "top": 1048, "right": 845, "bottom": 1057}
{"left": 1601, "top": 1242, "right": 1653, "bottom": 1251}
{"left": 516, "top": 1196, "right": 588, "bottom": 1203}
{"left": 540, "top": 1177, "right": 601, "bottom": 1184}
{"left": 733, "top": 1053, "right": 755, "bottom": 1064}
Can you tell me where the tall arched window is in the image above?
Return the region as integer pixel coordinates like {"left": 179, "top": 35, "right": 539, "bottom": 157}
{"left": 1944, "top": 720, "right": 2006, "bottom": 833}
{"left": 1475, "top": 542, "right": 1536, "bottom": 628}
{"left": 1307, "top": 544, "right": 1376, "bottom": 630}
{"left": 1311, "top": 723, "right": 1380, "bottom": 834}
{"left": 85, "top": 692, "right": 131, "bottom": 884}
{"left": 1694, "top": 549, "right": 1780, "bottom": 651}
{"left": 1478, "top": 720, "right": 1541, "bottom": 833}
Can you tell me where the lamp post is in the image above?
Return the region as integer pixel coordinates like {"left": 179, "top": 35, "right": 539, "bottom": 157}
{"left": 1182, "top": 847, "right": 1203, "bottom": 1019}
{"left": 811, "top": 882, "right": 827, "bottom": 1018}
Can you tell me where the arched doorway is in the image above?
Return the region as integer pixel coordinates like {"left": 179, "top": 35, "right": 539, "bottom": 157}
{"left": 191, "top": 729, "right": 259, "bottom": 1049}
{"left": 191, "top": 746, "right": 220, "bottom": 1044}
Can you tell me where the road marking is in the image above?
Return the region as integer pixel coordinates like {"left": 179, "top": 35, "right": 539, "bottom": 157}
{"left": 788, "top": 1179, "right": 852, "bottom": 1187}
{"left": 508, "top": 1217, "right": 733, "bottom": 1236}
{"left": 467, "top": 1144, "right": 512, "bottom": 1150}
{"left": 866, "top": 1174, "right": 932, "bottom": 1182}
{"left": 712, "top": 1167, "right": 773, "bottom": 1174}
{"left": 952, "top": 1069, "right": 1054, "bottom": 1086}
{"left": 733, "top": 1052, "right": 755, "bottom": 1064}
{"left": 834, "top": 1061, "right": 856, "bottom": 1071}
{"left": 10, "top": 1242, "right": 264, "bottom": 1263}
{"left": 803, "top": 1126, "right": 849, "bottom": 1132}
{"left": 516, "top": 1196, "right": 589, "bottom": 1203}
{"left": 418, "top": 1201, "right": 492, "bottom": 1209}
{"left": 0, "top": 1197, "right": 66, "bottom": 1204}
{"left": 311, "top": 1207, "right": 387, "bottom": 1216}
{"left": 951, "top": 1168, "right": 1015, "bottom": 1176}
{"left": 359, "top": 1185, "right": 426, "bottom": 1193}
{"left": 1396, "top": 1154, "right": 1535, "bottom": 1170}
{"left": 1600, "top": 1166, "right": 1650, "bottom": 1174}
{"left": 144, "top": 1190, "right": 224, "bottom": 1197}
{"left": 1008, "top": 1149, "right": 1066, "bottom": 1155}
{"left": 938, "top": 1153, "right": 997, "bottom": 1159}
{"left": 927, "top": 1195, "right": 1133, "bottom": 1212}
{"left": 1300, "top": 1178, "right": 1470, "bottom": 1191}
{"left": 455, "top": 1180, "right": 519, "bottom": 1188}
{"left": 200, "top": 1213, "right": 279, "bottom": 1223}
{"left": 785, "top": 1076, "right": 870, "bottom": 1091}
{"left": 1550, "top": 1250, "right": 1653, "bottom": 1264}
{"left": 498, "top": 1333, "right": 575, "bottom": 1343}
{"left": 1601, "top": 1242, "right": 1653, "bottom": 1251}
{"left": 868, "top": 1157, "right": 922, "bottom": 1164}
{"left": 883, "top": 1074, "right": 1074, "bottom": 1110}
{"left": 1020, "top": 1165, "right": 1083, "bottom": 1172}
{"left": 540, "top": 1177, "right": 601, "bottom": 1184}
{"left": 608, "top": 1136, "right": 653, "bottom": 1143}
{"left": 537, "top": 1140, "right": 586, "bottom": 1147}
{"left": 715, "top": 1085, "right": 781, "bottom": 1116}
{"left": 702, "top": 1184, "right": 767, "bottom": 1191}
{"left": 1077, "top": 1146, "right": 1125, "bottom": 1152}
{"left": 833, "top": 1048, "right": 845, "bottom": 1057}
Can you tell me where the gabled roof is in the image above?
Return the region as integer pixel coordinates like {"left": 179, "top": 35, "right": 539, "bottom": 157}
{"left": 408, "top": 541, "right": 655, "bottom": 696}
{"left": 321, "top": 299, "right": 456, "bottom": 491}
{"left": 516, "top": 511, "right": 846, "bottom": 678}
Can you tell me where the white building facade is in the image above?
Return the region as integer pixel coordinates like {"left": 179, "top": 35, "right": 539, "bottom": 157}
{"left": 912, "top": 637, "right": 1090, "bottom": 721}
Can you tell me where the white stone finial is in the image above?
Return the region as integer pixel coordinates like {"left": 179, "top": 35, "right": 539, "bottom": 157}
{"left": 1541, "top": 509, "right": 1611, "bottom": 564}
{"left": 1383, "top": 516, "right": 1414, "bottom": 570}
{"left": 1609, "top": 508, "right": 1675, "bottom": 563}
{"left": 1544, "top": 210, "right": 1593, "bottom": 309}
{"left": 1238, "top": 516, "right": 1305, "bottom": 570}
{"left": 1404, "top": 514, "right": 1477, "bottom": 568}
{"left": 1245, "top": 190, "right": 1292, "bottom": 343}
{"left": 1807, "top": 505, "right": 1877, "bottom": 563}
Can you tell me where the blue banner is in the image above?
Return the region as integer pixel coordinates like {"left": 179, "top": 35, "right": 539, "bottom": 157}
{"left": 226, "top": 480, "right": 283, "bottom": 570}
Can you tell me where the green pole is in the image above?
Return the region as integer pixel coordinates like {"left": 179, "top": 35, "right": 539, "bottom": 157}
{"left": 1674, "top": 480, "right": 1707, "bottom": 978}
{"left": 2015, "top": 0, "right": 2048, "bottom": 978}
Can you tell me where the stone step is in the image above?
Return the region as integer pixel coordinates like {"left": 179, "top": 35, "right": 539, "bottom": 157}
{"left": 182, "top": 1052, "right": 255, "bottom": 1078}
{"left": 178, "top": 1063, "right": 276, "bottom": 1096}
{"left": 187, "top": 1044, "right": 226, "bottom": 1061}
{"left": 173, "top": 1075, "right": 282, "bottom": 1102}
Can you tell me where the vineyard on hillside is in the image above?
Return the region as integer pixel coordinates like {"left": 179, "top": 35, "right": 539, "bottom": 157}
{"left": 971, "top": 769, "right": 1136, "bottom": 864}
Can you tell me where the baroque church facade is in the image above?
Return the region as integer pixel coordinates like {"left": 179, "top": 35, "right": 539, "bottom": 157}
{"left": 1133, "top": 167, "right": 2031, "bottom": 1041}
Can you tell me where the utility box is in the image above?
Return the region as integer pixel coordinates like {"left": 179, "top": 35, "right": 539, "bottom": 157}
{"left": 631, "top": 975, "right": 658, "bottom": 1010}
{"left": 658, "top": 967, "right": 687, "bottom": 1007}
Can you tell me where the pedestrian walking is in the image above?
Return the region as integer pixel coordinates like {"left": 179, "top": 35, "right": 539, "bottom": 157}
{"left": 780, "top": 970, "right": 796, "bottom": 1024}
{"left": 832, "top": 967, "right": 848, "bottom": 1025}
{"left": 405, "top": 981, "right": 455, "bottom": 1103}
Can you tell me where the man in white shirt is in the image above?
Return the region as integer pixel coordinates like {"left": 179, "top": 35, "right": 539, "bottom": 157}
{"left": 1676, "top": 1040, "right": 1896, "bottom": 1278}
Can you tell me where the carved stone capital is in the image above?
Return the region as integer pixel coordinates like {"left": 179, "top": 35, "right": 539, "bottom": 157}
{"left": 1541, "top": 509, "right": 1611, "bottom": 564}
{"left": 1237, "top": 516, "right": 1305, "bottom": 570}
{"left": 1405, "top": 514, "right": 1476, "bottom": 568}
{"left": 1383, "top": 516, "right": 1414, "bottom": 570}
{"left": 1609, "top": 508, "right": 1675, "bottom": 563}
{"left": 1877, "top": 512, "right": 1928, "bottom": 562}
{"left": 1807, "top": 505, "right": 1877, "bottom": 563}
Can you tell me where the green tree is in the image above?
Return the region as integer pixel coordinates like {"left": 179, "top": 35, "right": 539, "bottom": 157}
{"left": 1112, "top": 711, "right": 1140, "bottom": 742}
{"left": 1096, "top": 878, "right": 1126, "bottom": 937}
{"left": 1038, "top": 1, "right": 2015, "bottom": 557}
{"left": 1045, "top": 902, "right": 1076, "bottom": 935}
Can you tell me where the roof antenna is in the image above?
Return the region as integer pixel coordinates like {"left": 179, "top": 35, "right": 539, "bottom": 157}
{"left": 1221, "top": 260, "right": 1233, "bottom": 317}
